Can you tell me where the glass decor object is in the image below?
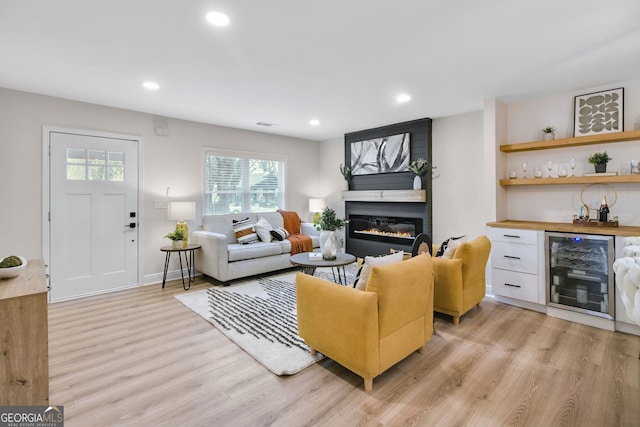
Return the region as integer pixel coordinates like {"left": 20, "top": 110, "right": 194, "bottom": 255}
{"left": 558, "top": 164, "right": 568, "bottom": 177}
{"left": 534, "top": 167, "right": 543, "bottom": 178}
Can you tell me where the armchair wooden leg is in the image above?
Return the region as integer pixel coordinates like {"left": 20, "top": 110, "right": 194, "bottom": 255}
{"left": 453, "top": 316, "right": 460, "bottom": 326}
{"left": 309, "top": 348, "right": 317, "bottom": 356}
{"left": 364, "top": 378, "right": 373, "bottom": 392}
{"left": 417, "top": 345, "right": 425, "bottom": 354}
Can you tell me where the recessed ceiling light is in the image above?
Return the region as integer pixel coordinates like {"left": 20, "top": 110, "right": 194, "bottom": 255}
{"left": 309, "top": 119, "right": 320, "bottom": 126}
{"left": 143, "top": 81, "right": 159, "bottom": 90}
{"left": 396, "top": 93, "right": 411, "bottom": 103}
{"left": 206, "top": 11, "right": 230, "bottom": 26}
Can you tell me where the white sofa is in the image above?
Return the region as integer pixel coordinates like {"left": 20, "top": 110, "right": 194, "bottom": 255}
{"left": 192, "top": 212, "right": 320, "bottom": 283}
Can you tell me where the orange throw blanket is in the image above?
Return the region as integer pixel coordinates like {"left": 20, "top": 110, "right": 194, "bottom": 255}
{"left": 279, "top": 210, "right": 313, "bottom": 255}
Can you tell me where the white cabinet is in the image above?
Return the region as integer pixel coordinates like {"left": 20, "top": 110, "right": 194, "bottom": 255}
{"left": 488, "top": 227, "right": 544, "bottom": 304}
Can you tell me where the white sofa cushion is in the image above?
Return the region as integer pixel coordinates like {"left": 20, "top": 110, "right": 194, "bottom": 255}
{"left": 228, "top": 241, "right": 287, "bottom": 262}
{"left": 203, "top": 213, "right": 259, "bottom": 242}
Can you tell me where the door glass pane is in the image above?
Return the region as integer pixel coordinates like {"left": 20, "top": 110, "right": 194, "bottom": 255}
{"left": 67, "top": 148, "right": 86, "bottom": 163}
{"left": 66, "top": 148, "right": 86, "bottom": 180}
{"left": 108, "top": 151, "right": 125, "bottom": 181}
{"left": 88, "top": 150, "right": 106, "bottom": 180}
{"left": 66, "top": 165, "right": 86, "bottom": 180}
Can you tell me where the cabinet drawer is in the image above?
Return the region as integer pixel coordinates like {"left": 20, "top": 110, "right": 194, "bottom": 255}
{"left": 488, "top": 227, "right": 539, "bottom": 245}
{"left": 491, "top": 241, "right": 538, "bottom": 274}
{"left": 492, "top": 268, "right": 539, "bottom": 303}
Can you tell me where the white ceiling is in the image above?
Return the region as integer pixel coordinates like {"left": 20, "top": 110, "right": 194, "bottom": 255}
{"left": 1, "top": 0, "right": 639, "bottom": 141}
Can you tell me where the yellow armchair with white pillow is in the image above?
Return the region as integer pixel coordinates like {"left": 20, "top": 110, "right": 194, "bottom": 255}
{"left": 432, "top": 235, "right": 491, "bottom": 325}
{"left": 296, "top": 253, "right": 434, "bottom": 391}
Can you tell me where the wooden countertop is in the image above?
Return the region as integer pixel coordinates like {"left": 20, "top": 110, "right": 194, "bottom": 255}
{"left": 0, "top": 259, "right": 47, "bottom": 300}
{"left": 487, "top": 220, "right": 640, "bottom": 236}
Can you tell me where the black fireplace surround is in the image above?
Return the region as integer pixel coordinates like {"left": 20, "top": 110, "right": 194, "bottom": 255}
{"left": 344, "top": 118, "right": 432, "bottom": 258}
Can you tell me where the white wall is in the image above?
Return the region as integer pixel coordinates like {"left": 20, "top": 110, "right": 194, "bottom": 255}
{"left": 502, "top": 79, "right": 640, "bottom": 225}
{"left": 0, "top": 87, "right": 320, "bottom": 281}
{"left": 316, "top": 137, "right": 347, "bottom": 218}
{"left": 432, "top": 111, "right": 487, "bottom": 243}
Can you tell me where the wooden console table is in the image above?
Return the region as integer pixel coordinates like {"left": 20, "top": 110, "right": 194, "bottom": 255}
{"left": 0, "top": 259, "right": 49, "bottom": 405}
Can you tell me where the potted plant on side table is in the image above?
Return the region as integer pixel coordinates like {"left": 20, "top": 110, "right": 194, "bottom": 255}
{"left": 165, "top": 229, "right": 186, "bottom": 249}
{"left": 588, "top": 151, "right": 612, "bottom": 174}
{"left": 315, "top": 207, "right": 348, "bottom": 260}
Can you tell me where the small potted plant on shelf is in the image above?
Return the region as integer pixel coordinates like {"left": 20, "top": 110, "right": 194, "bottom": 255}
{"left": 588, "top": 151, "right": 612, "bottom": 174}
{"left": 542, "top": 126, "right": 556, "bottom": 141}
{"left": 408, "top": 158, "right": 435, "bottom": 190}
{"left": 340, "top": 163, "right": 351, "bottom": 190}
{"left": 165, "top": 229, "right": 186, "bottom": 249}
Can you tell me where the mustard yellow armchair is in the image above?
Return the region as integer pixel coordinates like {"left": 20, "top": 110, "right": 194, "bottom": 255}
{"left": 432, "top": 235, "right": 491, "bottom": 325}
{"left": 296, "top": 254, "right": 434, "bottom": 391}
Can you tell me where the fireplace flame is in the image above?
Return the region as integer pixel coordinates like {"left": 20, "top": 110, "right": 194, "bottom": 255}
{"left": 356, "top": 229, "right": 413, "bottom": 239}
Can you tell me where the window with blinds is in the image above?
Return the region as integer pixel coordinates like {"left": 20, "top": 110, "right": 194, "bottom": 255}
{"left": 204, "top": 151, "right": 285, "bottom": 215}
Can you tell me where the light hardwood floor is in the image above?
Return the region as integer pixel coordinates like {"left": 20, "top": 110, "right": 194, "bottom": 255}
{"left": 48, "top": 275, "right": 640, "bottom": 427}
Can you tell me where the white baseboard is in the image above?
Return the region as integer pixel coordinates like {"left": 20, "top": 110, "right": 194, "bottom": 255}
{"left": 143, "top": 269, "right": 201, "bottom": 286}
{"left": 493, "top": 295, "right": 547, "bottom": 313}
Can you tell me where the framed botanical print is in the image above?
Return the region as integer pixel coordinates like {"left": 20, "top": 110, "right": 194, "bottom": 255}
{"left": 350, "top": 132, "right": 410, "bottom": 175}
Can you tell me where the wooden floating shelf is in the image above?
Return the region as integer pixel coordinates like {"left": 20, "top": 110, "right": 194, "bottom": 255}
{"left": 500, "top": 130, "right": 640, "bottom": 153}
{"left": 341, "top": 189, "right": 426, "bottom": 202}
{"left": 500, "top": 175, "right": 640, "bottom": 186}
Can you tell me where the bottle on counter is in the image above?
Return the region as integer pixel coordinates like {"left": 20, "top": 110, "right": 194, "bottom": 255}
{"left": 599, "top": 195, "right": 609, "bottom": 222}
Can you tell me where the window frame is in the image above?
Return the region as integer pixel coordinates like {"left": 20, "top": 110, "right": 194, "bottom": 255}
{"left": 202, "top": 147, "right": 287, "bottom": 216}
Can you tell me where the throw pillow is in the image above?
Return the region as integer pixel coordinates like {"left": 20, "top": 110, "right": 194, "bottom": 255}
{"left": 270, "top": 227, "right": 290, "bottom": 241}
{"left": 232, "top": 218, "right": 259, "bottom": 244}
{"left": 435, "top": 235, "right": 465, "bottom": 258}
{"left": 442, "top": 236, "right": 466, "bottom": 259}
{"left": 254, "top": 217, "right": 273, "bottom": 242}
{"left": 354, "top": 251, "right": 404, "bottom": 291}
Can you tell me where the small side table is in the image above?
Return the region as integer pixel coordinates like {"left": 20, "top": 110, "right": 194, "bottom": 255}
{"left": 160, "top": 244, "right": 201, "bottom": 290}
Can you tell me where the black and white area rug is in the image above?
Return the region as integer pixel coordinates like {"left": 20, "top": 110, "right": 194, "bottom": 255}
{"left": 175, "top": 267, "right": 356, "bottom": 375}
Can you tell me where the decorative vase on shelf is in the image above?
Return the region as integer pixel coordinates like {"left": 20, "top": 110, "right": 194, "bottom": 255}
{"left": 543, "top": 132, "right": 555, "bottom": 141}
{"left": 320, "top": 230, "right": 337, "bottom": 260}
{"left": 413, "top": 175, "right": 422, "bottom": 190}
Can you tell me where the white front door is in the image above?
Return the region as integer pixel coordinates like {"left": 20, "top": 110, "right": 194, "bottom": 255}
{"left": 48, "top": 130, "right": 139, "bottom": 300}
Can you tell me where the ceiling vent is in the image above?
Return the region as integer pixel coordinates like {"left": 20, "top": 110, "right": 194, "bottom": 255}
{"left": 256, "top": 122, "right": 278, "bottom": 127}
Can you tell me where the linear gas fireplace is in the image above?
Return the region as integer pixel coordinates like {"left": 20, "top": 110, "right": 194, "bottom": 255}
{"left": 349, "top": 214, "right": 421, "bottom": 246}
{"left": 345, "top": 201, "right": 430, "bottom": 258}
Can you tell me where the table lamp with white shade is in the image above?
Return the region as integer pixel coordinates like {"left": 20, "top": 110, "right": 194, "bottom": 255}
{"left": 168, "top": 201, "right": 196, "bottom": 246}
{"left": 309, "top": 198, "right": 326, "bottom": 225}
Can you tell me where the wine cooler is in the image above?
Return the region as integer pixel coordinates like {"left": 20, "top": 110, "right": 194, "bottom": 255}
{"left": 545, "top": 232, "right": 614, "bottom": 319}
